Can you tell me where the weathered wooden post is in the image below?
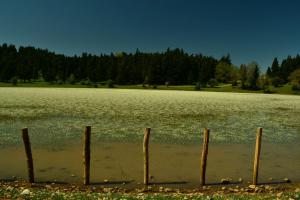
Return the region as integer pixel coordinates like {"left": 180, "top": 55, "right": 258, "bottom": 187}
{"left": 21, "top": 128, "right": 34, "bottom": 183}
{"left": 253, "top": 127, "right": 263, "bottom": 185}
{"left": 83, "top": 126, "right": 91, "bottom": 185}
{"left": 200, "top": 128, "right": 210, "bottom": 186}
{"left": 143, "top": 128, "right": 151, "bottom": 185}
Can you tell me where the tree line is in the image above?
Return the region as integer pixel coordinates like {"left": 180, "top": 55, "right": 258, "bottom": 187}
{"left": 266, "top": 56, "right": 300, "bottom": 89}
{"left": 0, "top": 43, "right": 299, "bottom": 90}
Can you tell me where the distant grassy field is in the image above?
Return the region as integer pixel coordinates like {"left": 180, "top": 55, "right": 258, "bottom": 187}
{"left": 0, "top": 81, "right": 299, "bottom": 95}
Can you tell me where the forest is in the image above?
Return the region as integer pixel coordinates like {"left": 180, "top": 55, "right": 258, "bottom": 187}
{"left": 0, "top": 43, "right": 300, "bottom": 90}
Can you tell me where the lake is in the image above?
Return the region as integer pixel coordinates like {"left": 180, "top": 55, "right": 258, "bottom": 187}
{"left": 0, "top": 87, "right": 299, "bottom": 186}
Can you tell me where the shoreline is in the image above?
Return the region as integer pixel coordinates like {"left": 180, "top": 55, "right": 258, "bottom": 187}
{"left": 0, "top": 180, "right": 300, "bottom": 199}
{"left": 0, "top": 82, "right": 299, "bottom": 96}
{"left": 0, "top": 142, "right": 299, "bottom": 188}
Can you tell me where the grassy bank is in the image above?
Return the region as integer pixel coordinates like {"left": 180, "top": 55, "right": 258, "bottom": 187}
{"left": 0, "top": 81, "right": 299, "bottom": 95}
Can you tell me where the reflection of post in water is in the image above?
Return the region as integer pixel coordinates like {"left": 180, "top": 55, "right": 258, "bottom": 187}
{"left": 21, "top": 128, "right": 34, "bottom": 183}
{"left": 253, "top": 127, "right": 262, "bottom": 185}
{"left": 200, "top": 128, "right": 210, "bottom": 186}
{"left": 143, "top": 128, "right": 151, "bottom": 185}
{"left": 83, "top": 126, "right": 91, "bottom": 185}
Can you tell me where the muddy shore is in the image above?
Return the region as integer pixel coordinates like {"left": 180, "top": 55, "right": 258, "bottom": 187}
{"left": 0, "top": 142, "right": 299, "bottom": 188}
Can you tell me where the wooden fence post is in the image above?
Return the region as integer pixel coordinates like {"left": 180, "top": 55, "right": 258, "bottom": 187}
{"left": 83, "top": 126, "right": 91, "bottom": 185}
{"left": 253, "top": 127, "right": 263, "bottom": 185}
{"left": 143, "top": 128, "right": 151, "bottom": 185}
{"left": 200, "top": 128, "right": 210, "bottom": 186}
{"left": 21, "top": 128, "right": 34, "bottom": 183}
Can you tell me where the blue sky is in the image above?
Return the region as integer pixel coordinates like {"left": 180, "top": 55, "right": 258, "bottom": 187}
{"left": 1, "top": 0, "right": 300, "bottom": 69}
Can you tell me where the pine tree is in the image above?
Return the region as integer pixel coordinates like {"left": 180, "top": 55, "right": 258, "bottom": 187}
{"left": 271, "top": 57, "right": 279, "bottom": 77}
{"left": 266, "top": 67, "right": 272, "bottom": 77}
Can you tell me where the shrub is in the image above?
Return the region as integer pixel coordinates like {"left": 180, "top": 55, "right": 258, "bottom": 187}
{"left": 231, "top": 80, "right": 238, "bottom": 87}
{"left": 194, "top": 82, "right": 201, "bottom": 90}
{"left": 67, "top": 74, "right": 76, "bottom": 85}
{"left": 81, "top": 79, "right": 91, "bottom": 86}
{"left": 11, "top": 76, "right": 18, "bottom": 85}
{"left": 208, "top": 79, "right": 218, "bottom": 88}
{"left": 99, "top": 81, "right": 106, "bottom": 86}
{"left": 263, "top": 88, "right": 275, "bottom": 94}
{"left": 289, "top": 69, "right": 300, "bottom": 91}
{"left": 11, "top": 77, "right": 18, "bottom": 86}
{"left": 292, "top": 85, "right": 300, "bottom": 91}
{"left": 107, "top": 79, "right": 114, "bottom": 88}
{"left": 272, "top": 76, "right": 284, "bottom": 87}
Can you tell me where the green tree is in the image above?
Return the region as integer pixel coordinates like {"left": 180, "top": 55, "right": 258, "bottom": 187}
{"left": 269, "top": 57, "right": 284, "bottom": 87}
{"left": 239, "top": 64, "right": 248, "bottom": 88}
{"left": 258, "top": 74, "right": 271, "bottom": 92}
{"left": 215, "top": 62, "right": 236, "bottom": 83}
{"left": 219, "top": 54, "right": 231, "bottom": 65}
{"left": 271, "top": 57, "right": 280, "bottom": 77}
{"left": 289, "top": 68, "right": 300, "bottom": 90}
{"left": 247, "top": 62, "right": 260, "bottom": 90}
{"left": 266, "top": 67, "right": 272, "bottom": 77}
{"left": 0, "top": 44, "right": 223, "bottom": 86}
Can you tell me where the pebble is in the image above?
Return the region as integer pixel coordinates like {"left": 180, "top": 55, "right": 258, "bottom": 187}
{"left": 6, "top": 186, "right": 13, "bottom": 191}
{"left": 265, "top": 185, "right": 273, "bottom": 190}
{"left": 220, "top": 178, "right": 231, "bottom": 184}
{"left": 20, "top": 189, "right": 30, "bottom": 195}
{"left": 248, "top": 185, "right": 256, "bottom": 189}
{"left": 283, "top": 178, "right": 291, "bottom": 183}
{"left": 45, "top": 185, "right": 52, "bottom": 189}
{"left": 277, "top": 192, "right": 283, "bottom": 197}
{"left": 254, "top": 187, "right": 260, "bottom": 193}
{"left": 159, "top": 186, "right": 164, "bottom": 192}
{"left": 103, "top": 188, "right": 113, "bottom": 193}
